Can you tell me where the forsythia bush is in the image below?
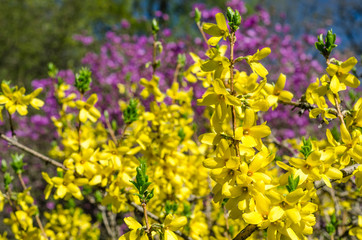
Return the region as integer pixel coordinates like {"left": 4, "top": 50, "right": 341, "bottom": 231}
{"left": 0, "top": 6, "right": 361, "bottom": 240}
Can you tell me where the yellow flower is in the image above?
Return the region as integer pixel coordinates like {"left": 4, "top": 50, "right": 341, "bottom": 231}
{"left": 163, "top": 214, "right": 188, "bottom": 240}
{"left": 264, "top": 73, "right": 294, "bottom": 108}
{"left": 75, "top": 93, "right": 101, "bottom": 123}
{"left": 201, "top": 48, "right": 230, "bottom": 79}
{"left": 235, "top": 109, "right": 271, "bottom": 149}
{"left": 246, "top": 48, "right": 271, "bottom": 78}
{"left": 326, "top": 57, "right": 360, "bottom": 89}
{"left": 198, "top": 79, "right": 241, "bottom": 123}
{"left": 140, "top": 76, "right": 165, "bottom": 102}
{"left": 0, "top": 82, "right": 44, "bottom": 115}
{"left": 203, "top": 13, "right": 229, "bottom": 46}
{"left": 42, "top": 170, "right": 88, "bottom": 200}
{"left": 119, "top": 217, "right": 148, "bottom": 240}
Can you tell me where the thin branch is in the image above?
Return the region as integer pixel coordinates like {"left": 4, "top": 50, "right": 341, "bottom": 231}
{"left": 196, "top": 22, "right": 210, "bottom": 50}
{"left": 315, "top": 163, "right": 359, "bottom": 189}
{"left": 233, "top": 224, "right": 258, "bottom": 240}
{"left": 0, "top": 133, "right": 67, "bottom": 170}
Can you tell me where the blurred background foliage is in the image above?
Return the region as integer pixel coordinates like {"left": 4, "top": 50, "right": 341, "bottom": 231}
{"left": 0, "top": 0, "right": 360, "bottom": 86}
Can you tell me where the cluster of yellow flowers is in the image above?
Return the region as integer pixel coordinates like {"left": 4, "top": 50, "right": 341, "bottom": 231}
{"left": 184, "top": 11, "right": 361, "bottom": 239}
{"left": 44, "top": 205, "right": 100, "bottom": 239}
{"left": 3, "top": 188, "right": 46, "bottom": 239}
{"left": 0, "top": 9, "right": 361, "bottom": 240}
{"left": 0, "top": 82, "right": 43, "bottom": 119}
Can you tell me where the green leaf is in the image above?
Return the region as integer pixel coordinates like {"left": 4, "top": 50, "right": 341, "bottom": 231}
{"left": 4, "top": 172, "right": 13, "bottom": 191}
{"left": 152, "top": 18, "right": 159, "bottom": 34}
{"left": 194, "top": 8, "right": 201, "bottom": 24}
{"left": 10, "top": 153, "right": 25, "bottom": 174}
{"left": 1, "top": 160, "right": 7, "bottom": 172}
{"left": 226, "top": 7, "right": 234, "bottom": 22}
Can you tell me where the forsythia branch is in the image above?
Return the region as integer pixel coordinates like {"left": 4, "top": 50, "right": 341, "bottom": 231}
{"left": 315, "top": 163, "right": 359, "bottom": 189}
{"left": 0, "top": 133, "right": 67, "bottom": 170}
{"left": 233, "top": 224, "right": 258, "bottom": 240}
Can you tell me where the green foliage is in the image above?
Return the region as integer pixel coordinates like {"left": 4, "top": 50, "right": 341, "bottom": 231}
{"left": 286, "top": 174, "right": 300, "bottom": 193}
{"left": 226, "top": 7, "right": 241, "bottom": 31}
{"left": 1, "top": 160, "right": 7, "bottom": 172}
{"left": 152, "top": 18, "right": 160, "bottom": 35}
{"left": 182, "top": 202, "right": 192, "bottom": 218}
{"left": 194, "top": 8, "right": 202, "bottom": 24}
{"left": 331, "top": 126, "right": 340, "bottom": 142}
{"left": 75, "top": 67, "right": 92, "bottom": 94}
{"left": 315, "top": 29, "right": 338, "bottom": 60}
{"left": 177, "top": 53, "right": 186, "bottom": 67}
{"left": 130, "top": 159, "right": 154, "bottom": 203}
{"left": 4, "top": 172, "right": 13, "bottom": 191}
{"left": 178, "top": 128, "right": 186, "bottom": 142}
{"left": 10, "top": 153, "right": 25, "bottom": 175}
{"left": 300, "top": 137, "right": 313, "bottom": 158}
{"left": 165, "top": 201, "right": 178, "bottom": 215}
{"left": 123, "top": 99, "right": 139, "bottom": 124}
{"left": 326, "top": 213, "right": 340, "bottom": 235}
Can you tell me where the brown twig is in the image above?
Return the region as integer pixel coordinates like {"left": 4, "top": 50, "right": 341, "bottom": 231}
{"left": 0, "top": 133, "right": 67, "bottom": 170}
{"left": 8, "top": 111, "right": 16, "bottom": 137}
{"left": 233, "top": 224, "right": 258, "bottom": 240}
{"left": 315, "top": 164, "right": 359, "bottom": 189}
{"left": 142, "top": 202, "right": 153, "bottom": 240}
{"left": 197, "top": 22, "right": 210, "bottom": 50}
{"left": 104, "top": 113, "right": 118, "bottom": 144}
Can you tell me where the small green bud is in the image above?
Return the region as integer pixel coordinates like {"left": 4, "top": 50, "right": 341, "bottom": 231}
{"left": 4, "top": 172, "right": 13, "bottom": 191}
{"left": 48, "top": 62, "right": 58, "bottom": 78}
{"left": 183, "top": 202, "right": 192, "bottom": 218}
{"left": 226, "top": 7, "right": 235, "bottom": 22}
{"left": 95, "top": 190, "right": 103, "bottom": 203}
{"left": 194, "top": 8, "right": 201, "bottom": 24}
{"left": 1, "top": 159, "right": 7, "bottom": 172}
{"left": 111, "top": 120, "right": 117, "bottom": 131}
{"left": 75, "top": 67, "right": 92, "bottom": 94}
{"left": 123, "top": 99, "right": 139, "bottom": 124}
{"left": 10, "top": 153, "right": 25, "bottom": 174}
{"left": 178, "top": 128, "right": 186, "bottom": 142}
{"left": 233, "top": 10, "right": 241, "bottom": 27}
{"left": 177, "top": 54, "right": 186, "bottom": 67}
{"left": 104, "top": 110, "right": 109, "bottom": 119}
{"left": 152, "top": 18, "right": 159, "bottom": 34}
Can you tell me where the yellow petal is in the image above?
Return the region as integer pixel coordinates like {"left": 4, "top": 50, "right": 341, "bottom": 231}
{"left": 199, "top": 133, "right": 221, "bottom": 145}
{"left": 275, "top": 73, "right": 286, "bottom": 92}
{"left": 285, "top": 208, "right": 301, "bottom": 224}
{"left": 269, "top": 206, "right": 284, "bottom": 222}
{"left": 164, "top": 230, "right": 178, "bottom": 240}
{"left": 203, "top": 23, "right": 221, "bottom": 36}
{"left": 55, "top": 185, "right": 67, "bottom": 198}
{"left": 249, "top": 125, "right": 271, "bottom": 138}
{"left": 340, "top": 57, "right": 357, "bottom": 73}
{"left": 168, "top": 216, "right": 187, "bottom": 231}
{"left": 253, "top": 48, "right": 271, "bottom": 61}
{"left": 79, "top": 108, "right": 88, "bottom": 123}
{"left": 242, "top": 212, "right": 263, "bottom": 225}
{"left": 124, "top": 217, "right": 142, "bottom": 230}
{"left": 215, "top": 13, "right": 228, "bottom": 31}
{"left": 250, "top": 62, "right": 268, "bottom": 78}
{"left": 340, "top": 123, "right": 351, "bottom": 143}
{"left": 207, "top": 36, "right": 222, "bottom": 46}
